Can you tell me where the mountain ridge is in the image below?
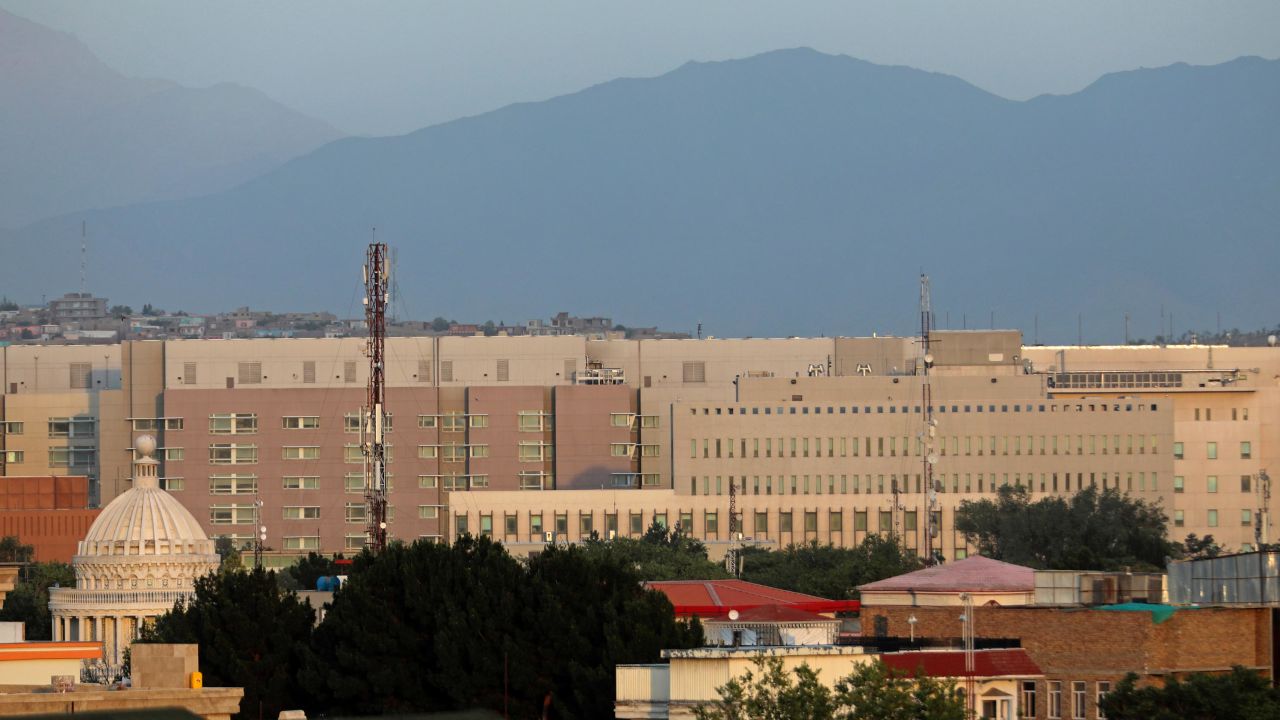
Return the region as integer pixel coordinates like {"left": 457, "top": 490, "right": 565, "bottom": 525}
{"left": 0, "top": 7, "right": 343, "bottom": 228}
{"left": 3, "top": 48, "right": 1277, "bottom": 342}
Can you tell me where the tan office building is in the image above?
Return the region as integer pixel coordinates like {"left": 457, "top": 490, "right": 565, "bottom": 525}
{"left": 2, "top": 332, "right": 1276, "bottom": 557}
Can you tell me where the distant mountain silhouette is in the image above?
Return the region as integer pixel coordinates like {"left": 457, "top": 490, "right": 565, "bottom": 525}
{"left": 0, "top": 8, "right": 341, "bottom": 227}
{"left": 3, "top": 48, "right": 1277, "bottom": 341}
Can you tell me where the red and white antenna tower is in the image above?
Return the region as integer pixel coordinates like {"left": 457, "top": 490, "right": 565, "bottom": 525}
{"left": 920, "top": 274, "right": 940, "bottom": 565}
{"left": 362, "top": 237, "right": 390, "bottom": 553}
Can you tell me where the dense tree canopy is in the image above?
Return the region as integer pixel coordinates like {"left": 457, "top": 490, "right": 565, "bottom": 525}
{"left": 579, "top": 522, "right": 730, "bottom": 581}
{"left": 694, "top": 657, "right": 965, "bottom": 720}
{"left": 285, "top": 551, "right": 344, "bottom": 590}
{"left": 0, "top": 554, "right": 74, "bottom": 641}
{"left": 1099, "top": 668, "right": 1280, "bottom": 720}
{"left": 302, "top": 535, "right": 700, "bottom": 719}
{"left": 738, "top": 536, "right": 923, "bottom": 599}
{"left": 139, "top": 567, "right": 316, "bottom": 720}
{"left": 954, "top": 486, "right": 1176, "bottom": 570}
{"left": 0, "top": 536, "right": 34, "bottom": 563}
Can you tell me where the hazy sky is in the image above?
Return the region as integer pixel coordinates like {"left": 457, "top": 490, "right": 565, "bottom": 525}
{"left": 5, "top": 0, "right": 1279, "bottom": 137}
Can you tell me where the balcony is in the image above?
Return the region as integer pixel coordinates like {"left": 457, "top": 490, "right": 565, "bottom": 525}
{"left": 48, "top": 587, "right": 193, "bottom": 611}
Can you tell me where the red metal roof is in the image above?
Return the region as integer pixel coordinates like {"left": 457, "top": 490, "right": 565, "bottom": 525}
{"left": 646, "top": 579, "right": 859, "bottom": 617}
{"left": 720, "top": 605, "right": 838, "bottom": 624}
{"left": 857, "top": 556, "right": 1034, "bottom": 594}
{"left": 881, "top": 649, "right": 1042, "bottom": 678}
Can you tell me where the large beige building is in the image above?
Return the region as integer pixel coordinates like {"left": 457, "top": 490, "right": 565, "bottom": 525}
{"left": 1, "top": 332, "right": 1276, "bottom": 558}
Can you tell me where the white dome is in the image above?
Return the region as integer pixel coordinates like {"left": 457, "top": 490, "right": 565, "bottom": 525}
{"left": 78, "top": 485, "right": 215, "bottom": 557}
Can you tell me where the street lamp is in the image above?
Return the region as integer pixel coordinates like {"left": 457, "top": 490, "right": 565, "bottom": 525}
{"left": 907, "top": 614, "right": 918, "bottom": 643}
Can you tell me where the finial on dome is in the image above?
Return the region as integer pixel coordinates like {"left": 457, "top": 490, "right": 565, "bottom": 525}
{"left": 135, "top": 434, "right": 158, "bottom": 458}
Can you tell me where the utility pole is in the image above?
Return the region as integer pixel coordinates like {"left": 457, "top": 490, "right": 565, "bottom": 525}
{"left": 1256, "top": 469, "right": 1272, "bottom": 547}
{"left": 362, "top": 238, "right": 391, "bottom": 553}
{"left": 919, "top": 275, "right": 939, "bottom": 565}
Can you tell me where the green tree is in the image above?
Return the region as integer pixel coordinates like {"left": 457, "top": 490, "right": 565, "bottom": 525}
{"left": 578, "top": 521, "right": 729, "bottom": 581}
{"left": 303, "top": 536, "right": 700, "bottom": 719}
{"left": 0, "top": 536, "right": 34, "bottom": 563}
{"left": 109, "top": 304, "right": 133, "bottom": 317}
{"left": 739, "top": 536, "right": 923, "bottom": 599}
{"left": 430, "top": 316, "right": 450, "bottom": 332}
{"left": 954, "top": 485, "right": 1175, "bottom": 570}
{"left": 139, "top": 567, "right": 315, "bottom": 720}
{"left": 0, "top": 561, "right": 75, "bottom": 640}
{"left": 694, "top": 657, "right": 965, "bottom": 720}
{"left": 214, "top": 536, "right": 244, "bottom": 572}
{"left": 1180, "top": 533, "right": 1223, "bottom": 559}
{"left": 1099, "top": 667, "right": 1280, "bottom": 720}
{"left": 286, "top": 552, "right": 343, "bottom": 590}
{"left": 482, "top": 320, "right": 497, "bottom": 336}
{"left": 835, "top": 659, "right": 964, "bottom": 720}
{"left": 694, "top": 657, "right": 836, "bottom": 720}
{"left": 0, "top": 296, "right": 18, "bottom": 311}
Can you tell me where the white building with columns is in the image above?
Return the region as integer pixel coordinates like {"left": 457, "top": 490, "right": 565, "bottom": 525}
{"left": 47, "top": 435, "right": 220, "bottom": 665}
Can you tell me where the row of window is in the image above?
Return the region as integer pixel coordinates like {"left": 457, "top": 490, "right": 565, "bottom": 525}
{"left": 1192, "top": 407, "right": 1249, "bottom": 422}
{"left": 2, "top": 448, "right": 96, "bottom": 466}
{"left": 1173, "top": 474, "right": 1259, "bottom": 494}
{"left": 1039, "top": 679, "right": 1112, "bottom": 720}
{"left": 688, "top": 472, "right": 1161, "bottom": 497}
{"left": 159, "top": 411, "right": 629, "bottom": 434}
{"left": 454, "top": 507, "right": 943, "bottom": 541}
{"left": 1173, "top": 441, "right": 1252, "bottom": 460}
{"left": 162, "top": 472, "right": 558, "bottom": 494}
{"left": 692, "top": 401, "right": 1160, "bottom": 416}
{"left": 692, "top": 434, "right": 1161, "bottom": 460}
{"left": 1173, "top": 508, "right": 1253, "bottom": 528}
{"left": 211, "top": 502, "right": 411, "bottom": 525}
{"left": 1, "top": 418, "right": 100, "bottom": 438}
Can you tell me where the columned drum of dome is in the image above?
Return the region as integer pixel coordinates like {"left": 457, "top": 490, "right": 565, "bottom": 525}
{"left": 48, "top": 435, "right": 221, "bottom": 665}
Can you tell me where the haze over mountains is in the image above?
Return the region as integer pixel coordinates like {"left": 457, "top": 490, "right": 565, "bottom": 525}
{"left": 0, "top": 8, "right": 341, "bottom": 227}
{"left": 2, "top": 42, "right": 1276, "bottom": 340}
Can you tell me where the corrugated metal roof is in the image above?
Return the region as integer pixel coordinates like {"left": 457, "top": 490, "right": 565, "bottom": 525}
{"left": 858, "top": 556, "right": 1034, "bottom": 593}
{"left": 646, "top": 579, "right": 829, "bottom": 608}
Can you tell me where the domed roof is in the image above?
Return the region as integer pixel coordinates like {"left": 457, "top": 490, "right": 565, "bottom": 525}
{"left": 77, "top": 435, "right": 216, "bottom": 557}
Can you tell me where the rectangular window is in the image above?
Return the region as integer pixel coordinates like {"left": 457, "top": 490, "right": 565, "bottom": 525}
{"left": 879, "top": 511, "right": 893, "bottom": 531}
{"left": 1207, "top": 442, "right": 1217, "bottom": 459}
{"left": 345, "top": 413, "right": 362, "bottom": 433}
{"left": 1097, "top": 681, "right": 1111, "bottom": 719}
{"left": 1020, "top": 681, "right": 1037, "bottom": 719}
{"left": 237, "top": 361, "right": 263, "bottom": 385}
{"left": 1071, "top": 681, "right": 1086, "bottom": 720}
{"left": 441, "top": 413, "right": 466, "bottom": 432}
{"left": 209, "top": 504, "right": 257, "bottom": 525}
{"left": 344, "top": 535, "right": 366, "bottom": 551}
{"left": 1207, "top": 476, "right": 1218, "bottom": 493}
{"left": 519, "top": 472, "right": 547, "bottom": 490}
{"left": 682, "top": 361, "right": 706, "bottom": 383}
{"left": 1242, "top": 509, "right": 1253, "bottom": 526}
{"left": 854, "top": 511, "right": 868, "bottom": 531}
{"left": 164, "top": 447, "right": 184, "bottom": 461}
{"left": 1173, "top": 476, "right": 1184, "bottom": 493}
{"left": 344, "top": 361, "right": 357, "bottom": 383}
{"left": 209, "top": 474, "right": 258, "bottom": 495}
{"left": 283, "top": 536, "right": 320, "bottom": 551}
{"left": 610, "top": 443, "right": 633, "bottom": 457}
{"left": 468, "top": 444, "right": 490, "bottom": 459}
{"left": 283, "top": 506, "right": 321, "bottom": 520}
{"left": 1, "top": 421, "right": 23, "bottom": 435}
{"left": 1173, "top": 441, "right": 1184, "bottom": 460}
{"left": 1243, "top": 475, "right": 1253, "bottom": 493}
{"left": 344, "top": 473, "right": 365, "bottom": 493}
{"left": 441, "top": 444, "right": 467, "bottom": 462}
{"left": 48, "top": 417, "right": 95, "bottom": 438}
{"left": 804, "top": 511, "right": 818, "bottom": 533}
{"left": 69, "top": 362, "right": 92, "bottom": 389}
{"left": 418, "top": 475, "right": 439, "bottom": 489}
{"left": 345, "top": 503, "right": 367, "bottom": 523}
{"left": 754, "top": 512, "right": 768, "bottom": 534}
{"left": 1174, "top": 509, "right": 1184, "bottom": 527}
{"left": 282, "top": 446, "right": 320, "bottom": 460}
{"left": 1208, "top": 509, "right": 1219, "bottom": 527}
{"left": 610, "top": 413, "right": 633, "bottom": 428}
{"left": 442, "top": 475, "right": 469, "bottom": 491}
{"left": 418, "top": 414, "right": 438, "bottom": 428}
{"left": 303, "top": 360, "right": 316, "bottom": 384}
{"left": 1241, "top": 441, "right": 1253, "bottom": 459}
{"left": 183, "top": 362, "right": 197, "bottom": 385}
{"left": 282, "top": 416, "right": 320, "bottom": 429}
{"left": 779, "top": 512, "right": 793, "bottom": 533}
{"left": 418, "top": 445, "right": 439, "bottom": 459}
{"left": 496, "top": 359, "right": 509, "bottom": 382}
{"left": 1048, "top": 681, "right": 1062, "bottom": 719}
{"left": 283, "top": 476, "right": 319, "bottom": 490}
{"left": 209, "top": 413, "right": 257, "bottom": 435}
{"left": 639, "top": 415, "right": 660, "bottom": 428}
{"left": 3, "top": 451, "right": 24, "bottom": 464}
{"left": 469, "top": 414, "right": 489, "bottom": 428}
{"left": 419, "top": 505, "right": 440, "bottom": 519}
{"left": 160, "top": 477, "right": 184, "bottom": 491}
{"left": 209, "top": 444, "right": 257, "bottom": 465}
{"left": 440, "top": 360, "right": 453, "bottom": 383}
{"left": 518, "top": 442, "right": 552, "bottom": 462}
{"left": 518, "top": 412, "right": 547, "bottom": 432}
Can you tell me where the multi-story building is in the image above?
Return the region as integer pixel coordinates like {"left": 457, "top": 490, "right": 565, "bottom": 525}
{"left": 48, "top": 293, "right": 107, "bottom": 324}
{"left": 1, "top": 333, "right": 1276, "bottom": 558}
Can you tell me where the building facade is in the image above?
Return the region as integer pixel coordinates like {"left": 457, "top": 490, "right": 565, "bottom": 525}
{"left": 2, "top": 334, "right": 1277, "bottom": 557}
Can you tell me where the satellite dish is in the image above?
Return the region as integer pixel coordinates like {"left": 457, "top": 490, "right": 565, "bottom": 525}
{"left": 1270, "top": 335, "right": 1277, "bottom": 347}
{"left": 728, "top": 609, "right": 740, "bottom": 621}
{"left": 924, "top": 354, "right": 934, "bottom": 365}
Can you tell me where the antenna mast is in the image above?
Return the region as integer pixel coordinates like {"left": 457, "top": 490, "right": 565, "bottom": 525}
{"left": 362, "top": 237, "right": 390, "bottom": 553}
{"left": 920, "top": 275, "right": 940, "bottom": 565}
{"left": 80, "top": 221, "right": 87, "bottom": 295}
{"left": 726, "top": 478, "right": 739, "bottom": 577}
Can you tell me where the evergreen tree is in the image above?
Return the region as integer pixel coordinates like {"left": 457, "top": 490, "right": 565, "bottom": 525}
{"left": 1099, "top": 667, "right": 1280, "bottom": 720}
{"left": 285, "top": 551, "right": 343, "bottom": 590}
{"left": 139, "top": 567, "right": 315, "bottom": 720}
{"left": 954, "top": 485, "right": 1175, "bottom": 570}
{"left": 739, "top": 536, "right": 922, "bottom": 599}
{"left": 0, "top": 560, "right": 73, "bottom": 640}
